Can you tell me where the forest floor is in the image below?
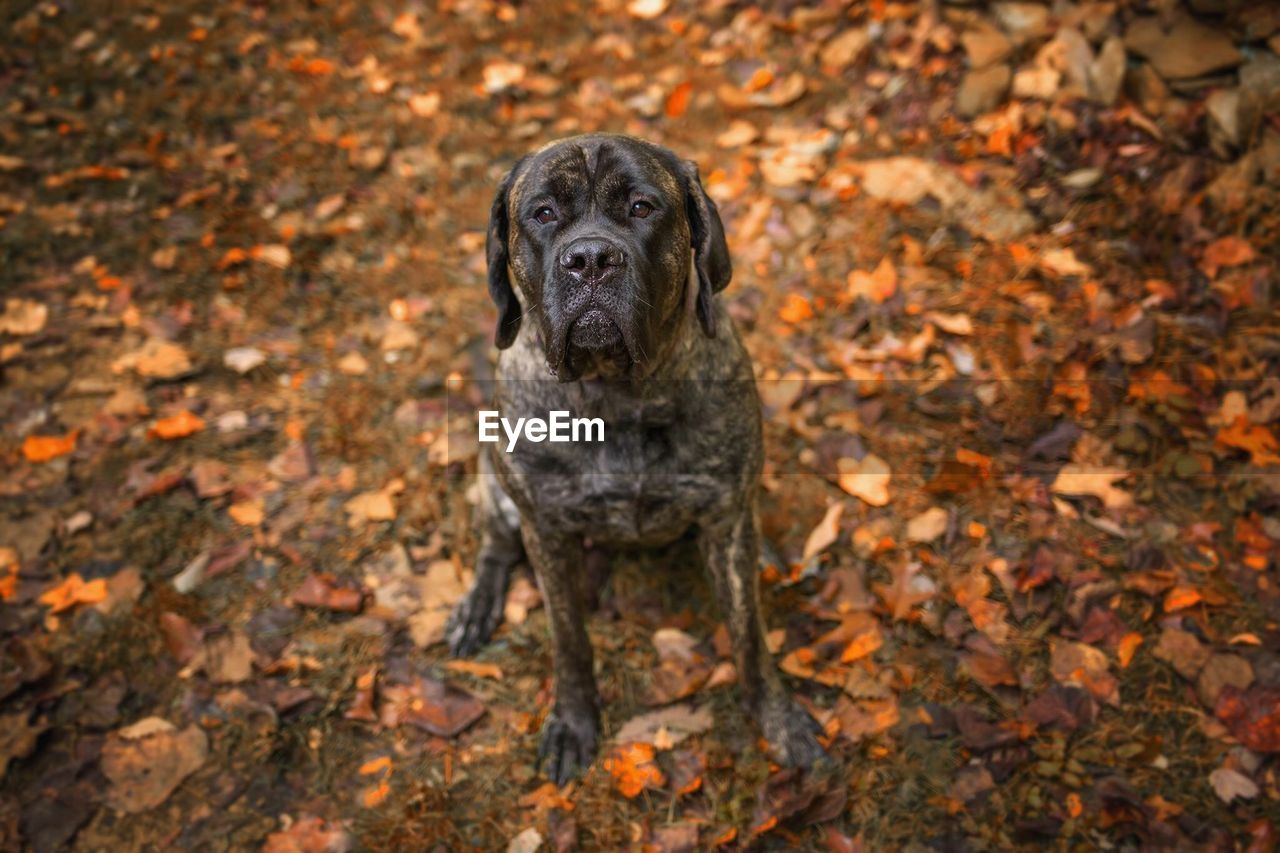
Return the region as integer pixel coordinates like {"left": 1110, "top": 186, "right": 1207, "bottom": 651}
{"left": 1, "top": 0, "right": 1279, "bottom": 849}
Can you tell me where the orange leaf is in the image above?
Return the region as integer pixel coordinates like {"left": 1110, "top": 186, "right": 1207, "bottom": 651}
{"left": 1116, "top": 632, "right": 1143, "bottom": 669}
{"left": 1200, "top": 236, "right": 1255, "bottom": 277}
{"left": 216, "top": 247, "right": 248, "bottom": 270}
{"left": 1066, "top": 792, "right": 1083, "bottom": 818}
{"left": 751, "top": 815, "right": 779, "bottom": 837}
{"left": 228, "top": 499, "right": 265, "bottom": 527}
{"left": 149, "top": 410, "right": 206, "bottom": 440}
{"left": 444, "top": 660, "right": 504, "bottom": 680}
{"left": 777, "top": 293, "right": 814, "bottom": 324}
{"left": 358, "top": 756, "right": 393, "bottom": 776}
{"left": 665, "top": 81, "right": 692, "bottom": 119}
{"left": 38, "top": 573, "right": 108, "bottom": 613}
{"left": 744, "top": 67, "right": 774, "bottom": 92}
{"left": 602, "top": 742, "right": 665, "bottom": 798}
{"left": 839, "top": 629, "right": 883, "bottom": 663}
{"left": 22, "top": 430, "right": 78, "bottom": 462}
{"left": 711, "top": 827, "right": 737, "bottom": 846}
{"left": 1216, "top": 416, "right": 1280, "bottom": 466}
{"left": 847, "top": 257, "right": 897, "bottom": 304}
{"left": 361, "top": 779, "right": 390, "bottom": 808}
{"left": 1164, "top": 585, "right": 1202, "bottom": 613}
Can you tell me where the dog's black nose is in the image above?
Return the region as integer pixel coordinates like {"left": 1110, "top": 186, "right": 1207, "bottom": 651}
{"left": 559, "top": 238, "right": 625, "bottom": 284}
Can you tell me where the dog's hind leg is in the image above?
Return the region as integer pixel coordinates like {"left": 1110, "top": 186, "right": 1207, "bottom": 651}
{"left": 447, "top": 452, "right": 525, "bottom": 657}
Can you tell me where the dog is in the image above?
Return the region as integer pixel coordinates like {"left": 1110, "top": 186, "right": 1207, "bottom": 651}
{"left": 447, "top": 134, "right": 826, "bottom": 784}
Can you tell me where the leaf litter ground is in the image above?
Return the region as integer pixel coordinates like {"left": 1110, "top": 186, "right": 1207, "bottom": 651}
{"left": 1, "top": 0, "right": 1279, "bottom": 849}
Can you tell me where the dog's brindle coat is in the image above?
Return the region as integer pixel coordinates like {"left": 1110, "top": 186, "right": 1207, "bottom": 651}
{"left": 447, "top": 134, "right": 826, "bottom": 784}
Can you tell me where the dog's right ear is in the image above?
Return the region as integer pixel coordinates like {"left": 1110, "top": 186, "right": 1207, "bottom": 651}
{"left": 487, "top": 163, "right": 523, "bottom": 349}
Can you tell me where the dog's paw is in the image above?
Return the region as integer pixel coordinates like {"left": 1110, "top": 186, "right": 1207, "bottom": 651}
{"left": 446, "top": 584, "right": 505, "bottom": 657}
{"left": 762, "top": 700, "right": 829, "bottom": 769}
{"left": 537, "top": 708, "right": 599, "bottom": 786}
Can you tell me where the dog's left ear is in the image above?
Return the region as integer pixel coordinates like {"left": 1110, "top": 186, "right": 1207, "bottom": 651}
{"left": 681, "top": 160, "right": 732, "bottom": 338}
{"left": 487, "top": 163, "right": 524, "bottom": 349}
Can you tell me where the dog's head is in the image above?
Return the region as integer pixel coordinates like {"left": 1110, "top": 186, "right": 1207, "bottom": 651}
{"left": 485, "top": 134, "right": 731, "bottom": 381}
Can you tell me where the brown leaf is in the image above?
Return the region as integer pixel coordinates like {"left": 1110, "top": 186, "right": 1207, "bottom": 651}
{"left": 101, "top": 719, "right": 208, "bottom": 813}
{"left": 379, "top": 676, "right": 485, "bottom": 737}
{"left": 291, "top": 575, "right": 363, "bottom": 613}
{"left": 1049, "top": 640, "right": 1119, "bottom": 707}
{"left": 0, "top": 710, "right": 47, "bottom": 782}
{"left": 612, "top": 704, "right": 713, "bottom": 747}
{"left": 159, "top": 612, "right": 203, "bottom": 666}
{"left": 262, "top": 814, "right": 353, "bottom": 853}
{"left": 1215, "top": 685, "right": 1280, "bottom": 753}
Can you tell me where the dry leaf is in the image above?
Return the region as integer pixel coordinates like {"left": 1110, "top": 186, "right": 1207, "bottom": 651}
{"left": 1050, "top": 464, "right": 1132, "bottom": 509}
{"left": 22, "top": 431, "right": 78, "bottom": 463}
{"left": 602, "top": 742, "right": 665, "bottom": 798}
{"left": 149, "top": 410, "right": 206, "bottom": 440}
{"left": 38, "top": 573, "right": 108, "bottom": 613}
{"left": 905, "top": 507, "right": 949, "bottom": 543}
{"left": 0, "top": 299, "right": 48, "bottom": 335}
{"left": 802, "top": 503, "right": 844, "bottom": 560}
{"left": 837, "top": 454, "right": 892, "bottom": 506}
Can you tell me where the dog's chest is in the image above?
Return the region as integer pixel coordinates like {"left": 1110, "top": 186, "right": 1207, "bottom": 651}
{"left": 499, "top": 394, "right": 750, "bottom": 544}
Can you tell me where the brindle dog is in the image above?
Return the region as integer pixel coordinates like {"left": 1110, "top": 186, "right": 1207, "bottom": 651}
{"left": 447, "top": 134, "right": 826, "bottom": 784}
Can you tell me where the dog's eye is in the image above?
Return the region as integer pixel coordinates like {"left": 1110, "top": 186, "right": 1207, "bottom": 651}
{"left": 630, "top": 201, "right": 654, "bottom": 219}
{"left": 533, "top": 206, "right": 557, "bottom": 224}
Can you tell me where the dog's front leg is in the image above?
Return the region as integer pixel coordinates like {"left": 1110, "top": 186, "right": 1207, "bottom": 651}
{"left": 699, "top": 504, "right": 827, "bottom": 768}
{"left": 523, "top": 521, "right": 599, "bottom": 785}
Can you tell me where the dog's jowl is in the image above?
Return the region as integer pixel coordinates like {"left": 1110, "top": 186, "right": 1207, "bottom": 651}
{"left": 447, "top": 134, "right": 827, "bottom": 784}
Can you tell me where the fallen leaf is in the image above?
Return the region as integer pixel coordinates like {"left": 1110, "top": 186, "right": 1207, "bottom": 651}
{"left": 38, "top": 573, "right": 108, "bottom": 613}
{"left": 0, "top": 299, "right": 48, "bottom": 335}
{"left": 250, "top": 243, "right": 291, "bottom": 269}
{"left": 262, "top": 815, "right": 353, "bottom": 853}
{"left": 1215, "top": 685, "right": 1280, "bottom": 752}
{"left": 101, "top": 719, "right": 208, "bottom": 813}
{"left": 0, "top": 710, "right": 47, "bottom": 782}
{"left": 1215, "top": 417, "right": 1280, "bottom": 466}
{"left": 1201, "top": 236, "right": 1256, "bottom": 277}
{"left": 148, "top": 410, "right": 206, "bottom": 440}
{"left": 228, "top": 498, "right": 265, "bottom": 527}
{"left": 612, "top": 704, "right": 713, "bottom": 747}
{"left": 846, "top": 257, "right": 897, "bottom": 304}
{"left": 344, "top": 490, "right": 396, "bottom": 525}
{"left": 1209, "top": 767, "right": 1259, "bottom": 803}
{"left": 802, "top": 503, "right": 844, "bottom": 560}
{"left": 873, "top": 561, "right": 934, "bottom": 621}
{"left": 1050, "top": 464, "right": 1132, "bottom": 509}
{"left": 626, "top": 0, "right": 668, "bottom": 19}
{"left": 1039, "top": 247, "right": 1092, "bottom": 278}
{"left": 380, "top": 676, "right": 486, "bottom": 737}
{"left": 602, "top": 742, "right": 665, "bottom": 798}
{"left": 905, "top": 507, "right": 948, "bottom": 543}
{"left": 444, "top": 660, "right": 504, "bottom": 680}
{"left": 778, "top": 293, "right": 814, "bottom": 324}
{"left": 498, "top": 826, "right": 542, "bottom": 853}
{"left": 837, "top": 454, "right": 891, "bottom": 506}
{"left": 503, "top": 575, "right": 542, "bottom": 625}
{"left": 223, "top": 346, "right": 266, "bottom": 374}
{"left": 291, "top": 574, "right": 363, "bottom": 613}
{"left": 1050, "top": 640, "right": 1119, "bottom": 706}
{"left": 112, "top": 338, "right": 194, "bottom": 379}
{"left": 22, "top": 431, "right": 78, "bottom": 463}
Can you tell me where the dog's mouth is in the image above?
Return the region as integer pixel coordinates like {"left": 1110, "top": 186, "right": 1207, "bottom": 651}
{"left": 551, "top": 306, "right": 636, "bottom": 381}
{"left": 568, "top": 308, "right": 623, "bottom": 350}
